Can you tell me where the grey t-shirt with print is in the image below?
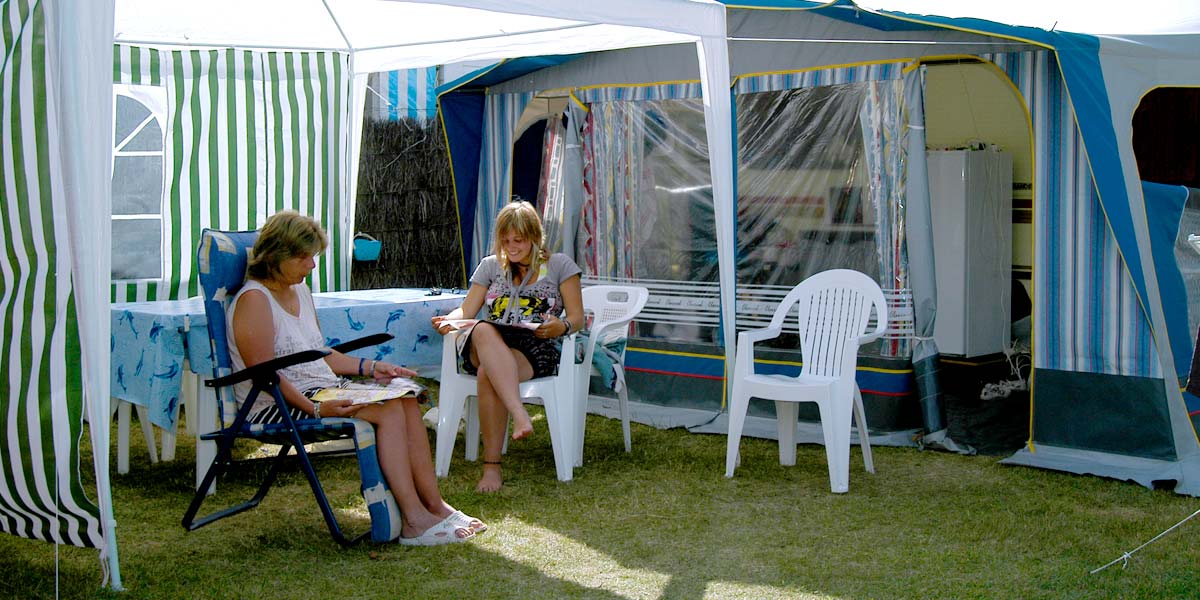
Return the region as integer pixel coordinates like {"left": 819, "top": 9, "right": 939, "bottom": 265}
{"left": 470, "top": 253, "right": 582, "bottom": 325}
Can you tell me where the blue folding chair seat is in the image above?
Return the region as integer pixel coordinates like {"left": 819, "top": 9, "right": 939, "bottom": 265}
{"left": 183, "top": 228, "right": 401, "bottom": 545}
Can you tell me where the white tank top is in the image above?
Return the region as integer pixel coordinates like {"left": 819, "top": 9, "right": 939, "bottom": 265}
{"left": 226, "top": 280, "right": 339, "bottom": 414}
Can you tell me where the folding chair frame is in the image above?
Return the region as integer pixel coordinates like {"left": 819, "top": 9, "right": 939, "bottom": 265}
{"left": 182, "top": 334, "right": 391, "bottom": 547}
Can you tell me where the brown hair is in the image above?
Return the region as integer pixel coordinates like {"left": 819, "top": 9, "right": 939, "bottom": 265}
{"left": 492, "top": 200, "right": 547, "bottom": 273}
{"left": 247, "top": 210, "right": 327, "bottom": 280}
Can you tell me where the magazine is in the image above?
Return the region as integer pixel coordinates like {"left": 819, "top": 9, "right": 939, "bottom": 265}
{"left": 441, "top": 318, "right": 541, "bottom": 332}
{"left": 311, "top": 377, "right": 424, "bottom": 404}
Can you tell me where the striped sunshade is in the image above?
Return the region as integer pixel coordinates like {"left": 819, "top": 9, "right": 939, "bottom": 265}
{"left": 0, "top": 0, "right": 105, "bottom": 550}
{"left": 112, "top": 45, "right": 353, "bottom": 303}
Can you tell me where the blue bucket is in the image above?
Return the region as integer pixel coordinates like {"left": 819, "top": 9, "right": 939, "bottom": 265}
{"left": 353, "top": 234, "right": 381, "bottom": 261}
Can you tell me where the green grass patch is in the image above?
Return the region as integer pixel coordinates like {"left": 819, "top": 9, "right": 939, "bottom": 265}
{"left": 2, "top": 406, "right": 1198, "bottom": 599}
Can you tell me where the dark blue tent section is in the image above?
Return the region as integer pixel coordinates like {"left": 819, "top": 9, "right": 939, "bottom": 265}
{"left": 437, "top": 56, "right": 581, "bottom": 280}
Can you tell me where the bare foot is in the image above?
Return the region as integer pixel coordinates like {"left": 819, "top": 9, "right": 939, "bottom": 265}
{"left": 476, "top": 462, "right": 503, "bottom": 493}
{"left": 511, "top": 407, "right": 534, "bottom": 440}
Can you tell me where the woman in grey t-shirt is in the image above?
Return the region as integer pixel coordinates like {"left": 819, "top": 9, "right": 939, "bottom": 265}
{"left": 433, "top": 201, "right": 584, "bottom": 492}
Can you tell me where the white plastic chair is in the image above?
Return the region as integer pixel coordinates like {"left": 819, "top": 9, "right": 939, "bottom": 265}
{"left": 724, "top": 269, "right": 888, "bottom": 493}
{"left": 577, "top": 285, "right": 649, "bottom": 458}
{"left": 434, "top": 327, "right": 579, "bottom": 482}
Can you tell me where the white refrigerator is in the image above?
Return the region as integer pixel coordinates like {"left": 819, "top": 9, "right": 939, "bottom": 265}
{"left": 927, "top": 149, "right": 1013, "bottom": 358}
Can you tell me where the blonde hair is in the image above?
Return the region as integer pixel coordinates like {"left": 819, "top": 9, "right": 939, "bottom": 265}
{"left": 247, "top": 210, "right": 328, "bottom": 280}
{"left": 492, "top": 200, "right": 548, "bottom": 273}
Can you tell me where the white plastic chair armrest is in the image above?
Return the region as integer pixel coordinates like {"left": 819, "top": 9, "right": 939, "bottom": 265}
{"left": 735, "top": 326, "right": 782, "bottom": 377}
{"left": 859, "top": 307, "right": 889, "bottom": 344}
{"left": 440, "top": 329, "right": 462, "bottom": 374}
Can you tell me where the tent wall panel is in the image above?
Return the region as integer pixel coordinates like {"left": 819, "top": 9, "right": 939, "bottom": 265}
{"left": 111, "top": 45, "right": 351, "bottom": 302}
{"left": 0, "top": 0, "right": 102, "bottom": 548}
{"left": 1032, "top": 369, "right": 1175, "bottom": 459}
{"left": 462, "top": 59, "right": 923, "bottom": 426}
{"left": 984, "top": 51, "right": 1158, "bottom": 379}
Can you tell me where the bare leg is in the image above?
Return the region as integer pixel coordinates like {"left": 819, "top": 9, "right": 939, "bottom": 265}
{"left": 475, "top": 369, "right": 507, "bottom": 492}
{"left": 353, "top": 402, "right": 467, "bottom": 540}
{"left": 467, "top": 323, "right": 535, "bottom": 439}
{"left": 396, "top": 398, "right": 453, "bottom": 518}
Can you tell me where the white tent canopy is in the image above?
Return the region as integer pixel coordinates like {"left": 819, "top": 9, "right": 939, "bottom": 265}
{"left": 114, "top": 0, "right": 725, "bottom": 72}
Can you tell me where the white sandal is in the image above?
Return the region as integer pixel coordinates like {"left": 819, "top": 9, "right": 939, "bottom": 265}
{"left": 449, "top": 510, "right": 488, "bottom": 534}
{"left": 398, "top": 514, "right": 475, "bottom": 546}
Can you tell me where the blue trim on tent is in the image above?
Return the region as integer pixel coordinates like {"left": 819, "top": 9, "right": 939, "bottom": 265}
{"left": 1143, "top": 180, "right": 1192, "bottom": 377}
{"left": 722, "top": 0, "right": 942, "bottom": 32}
{"left": 625, "top": 347, "right": 913, "bottom": 396}
{"left": 437, "top": 55, "right": 582, "bottom": 96}
{"left": 438, "top": 92, "right": 485, "bottom": 283}
{"left": 1185, "top": 391, "right": 1200, "bottom": 416}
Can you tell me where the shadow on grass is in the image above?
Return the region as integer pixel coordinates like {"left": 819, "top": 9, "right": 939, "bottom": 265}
{"left": 4, "top": 404, "right": 1199, "bottom": 599}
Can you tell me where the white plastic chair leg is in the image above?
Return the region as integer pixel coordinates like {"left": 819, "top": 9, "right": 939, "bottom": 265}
{"left": 194, "top": 381, "right": 218, "bottom": 494}
{"left": 181, "top": 365, "right": 199, "bottom": 436}
{"left": 161, "top": 427, "right": 176, "bottom": 462}
{"left": 434, "top": 390, "right": 469, "bottom": 478}
{"left": 116, "top": 399, "right": 131, "bottom": 475}
{"left": 818, "top": 398, "right": 854, "bottom": 493}
{"left": 540, "top": 393, "right": 574, "bottom": 482}
{"left": 853, "top": 385, "right": 875, "bottom": 474}
{"left": 572, "top": 389, "right": 587, "bottom": 467}
{"left": 775, "top": 401, "right": 799, "bottom": 466}
{"left": 464, "top": 396, "right": 484, "bottom": 462}
{"left": 617, "top": 383, "right": 632, "bottom": 454}
{"left": 724, "top": 385, "right": 751, "bottom": 477}
{"left": 463, "top": 396, "right": 510, "bottom": 463}
{"left": 134, "top": 405, "right": 159, "bottom": 464}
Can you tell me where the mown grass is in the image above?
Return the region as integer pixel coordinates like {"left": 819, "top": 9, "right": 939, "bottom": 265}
{"left": 2, "top": 405, "right": 1198, "bottom": 599}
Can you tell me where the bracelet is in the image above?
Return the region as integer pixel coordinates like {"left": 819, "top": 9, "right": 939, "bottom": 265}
{"left": 313, "top": 401, "right": 322, "bottom": 419}
{"left": 561, "top": 318, "right": 574, "bottom": 337}
{"left": 357, "top": 357, "right": 365, "bottom": 377}
{"left": 369, "top": 360, "right": 377, "bottom": 376}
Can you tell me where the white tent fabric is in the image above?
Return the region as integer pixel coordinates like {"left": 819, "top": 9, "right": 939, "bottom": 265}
{"left": 0, "top": 0, "right": 117, "bottom": 586}
{"left": 114, "top": 0, "right": 719, "bottom": 71}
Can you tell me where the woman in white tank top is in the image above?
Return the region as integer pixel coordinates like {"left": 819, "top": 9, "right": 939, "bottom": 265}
{"left": 229, "top": 211, "right": 483, "bottom": 546}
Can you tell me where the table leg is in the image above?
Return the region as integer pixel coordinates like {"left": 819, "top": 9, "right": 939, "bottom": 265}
{"left": 134, "top": 405, "right": 159, "bottom": 464}
{"left": 162, "top": 368, "right": 197, "bottom": 463}
{"left": 161, "top": 425, "right": 177, "bottom": 462}
{"left": 195, "top": 380, "right": 217, "bottom": 495}
{"left": 181, "top": 367, "right": 198, "bottom": 436}
{"left": 117, "top": 400, "right": 130, "bottom": 475}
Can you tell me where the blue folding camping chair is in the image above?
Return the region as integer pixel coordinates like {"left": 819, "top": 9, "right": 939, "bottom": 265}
{"left": 182, "top": 228, "right": 401, "bottom": 545}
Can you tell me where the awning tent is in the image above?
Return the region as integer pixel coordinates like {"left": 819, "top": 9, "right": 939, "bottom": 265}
{"left": 437, "top": 0, "right": 1200, "bottom": 498}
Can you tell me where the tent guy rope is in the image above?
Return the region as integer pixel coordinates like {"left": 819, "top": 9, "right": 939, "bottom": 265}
{"left": 1091, "top": 506, "right": 1200, "bottom": 573}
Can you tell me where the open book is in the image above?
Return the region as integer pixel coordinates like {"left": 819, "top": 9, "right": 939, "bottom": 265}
{"left": 441, "top": 318, "right": 540, "bottom": 331}
{"left": 311, "top": 377, "right": 424, "bottom": 404}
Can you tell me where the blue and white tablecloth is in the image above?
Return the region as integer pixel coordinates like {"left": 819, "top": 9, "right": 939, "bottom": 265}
{"left": 111, "top": 289, "right": 465, "bottom": 431}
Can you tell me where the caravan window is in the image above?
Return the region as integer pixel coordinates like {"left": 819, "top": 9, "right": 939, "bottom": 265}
{"left": 111, "top": 84, "right": 167, "bottom": 281}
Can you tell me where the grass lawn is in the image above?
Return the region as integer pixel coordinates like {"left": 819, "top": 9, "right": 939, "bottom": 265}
{"left": 2, "top": 405, "right": 1198, "bottom": 599}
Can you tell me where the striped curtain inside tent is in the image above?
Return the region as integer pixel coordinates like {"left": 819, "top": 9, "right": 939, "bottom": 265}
{"left": 0, "top": 0, "right": 103, "bottom": 548}
{"left": 471, "top": 91, "right": 535, "bottom": 266}
{"left": 984, "top": 51, "right": 1158, "bottom": 378}
{"left": 112, "top": 45, "right": 352, "bottom": 302}
{"left": 364, "top": 67, "right": 439, "bottom": 122}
